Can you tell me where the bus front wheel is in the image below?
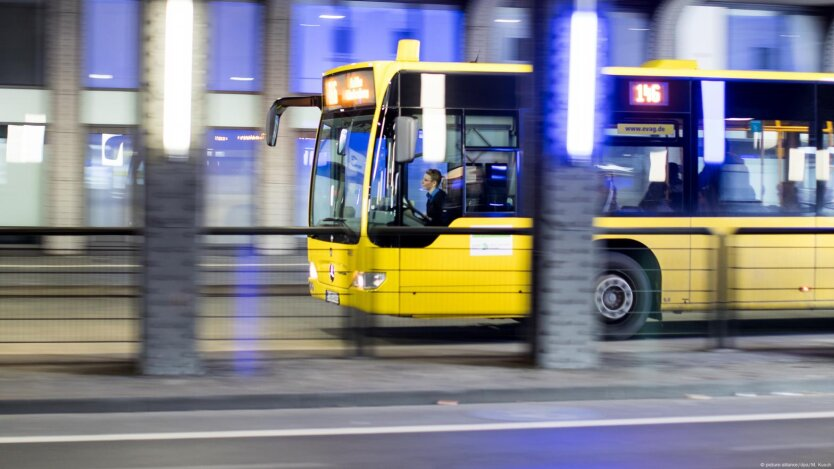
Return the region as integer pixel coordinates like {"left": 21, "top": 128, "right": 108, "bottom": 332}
{"left": 595, "top": 252, "right": 651, "bottom": 340}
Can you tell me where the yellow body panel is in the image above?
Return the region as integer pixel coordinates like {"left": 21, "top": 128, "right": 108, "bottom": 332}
{"left": 815, "top": 218, "right": 834, "bottom": 307}
{"left": 690, "top": 218, "right": 816, "bottom": 310}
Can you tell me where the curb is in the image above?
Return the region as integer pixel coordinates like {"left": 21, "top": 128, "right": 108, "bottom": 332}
{"left": 2, "top": 379, "right": 833, "bottom": 415}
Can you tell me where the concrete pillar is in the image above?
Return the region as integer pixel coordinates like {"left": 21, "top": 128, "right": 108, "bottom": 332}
{"left": 527, "top": 0, "right": 598, "bottom": 369}
{"left": 45, "top": 0, "right": 83, "bottom": 253}
{"left": 139, "top": 0, "right": 207, "bottom": 375}
{"left": 649, "top": 0, "right": 695, "bottom": 60}
{"left": 258, "top": 0, "right": 297, "bottom": 253}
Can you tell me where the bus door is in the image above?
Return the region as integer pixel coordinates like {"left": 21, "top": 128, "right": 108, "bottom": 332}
{"left": 391, "top": 110, "right": 529, "bottom": 318}
{"left": 599, "top": 117, "right": 692, "bottom": 311}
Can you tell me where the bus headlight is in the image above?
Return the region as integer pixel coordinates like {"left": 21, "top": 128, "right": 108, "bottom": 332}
{"left": 309, "top": 261, "right": 317, "bottom": 280}
{"left": 352, "top": 272, "right": 386, "bottom": 290}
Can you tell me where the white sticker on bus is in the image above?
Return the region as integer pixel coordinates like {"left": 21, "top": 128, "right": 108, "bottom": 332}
{"left": 471, "top": 226, "right": 513, "bottom": 256}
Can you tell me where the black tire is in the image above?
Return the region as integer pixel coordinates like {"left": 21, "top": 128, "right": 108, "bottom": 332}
{"left": 595, "top": 252, "right": 652, "bottom": 340}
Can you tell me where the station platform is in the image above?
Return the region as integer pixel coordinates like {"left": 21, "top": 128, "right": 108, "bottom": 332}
{"left": 1, "top": 335, "right": 834, "bottom": 415}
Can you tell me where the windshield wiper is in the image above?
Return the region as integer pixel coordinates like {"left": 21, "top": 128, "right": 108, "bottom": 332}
{"left": 320, "top": 217, "right": 356, "bottom": 237}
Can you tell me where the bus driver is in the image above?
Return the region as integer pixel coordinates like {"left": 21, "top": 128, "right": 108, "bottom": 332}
{"left": 422, "top": 169, "right": 448, "bottom": 226}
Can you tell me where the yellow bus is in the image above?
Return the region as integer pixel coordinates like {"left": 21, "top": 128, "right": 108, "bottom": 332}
{"left": 267, "top": 39, "right": 834, "bottom": 339}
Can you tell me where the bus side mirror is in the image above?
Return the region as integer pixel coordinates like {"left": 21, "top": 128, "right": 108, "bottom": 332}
{"left": 395, "top": 116, "right": 417, "bottom": 163}
{"left": 266, "top": 101, "right": 280, "bottom": 147}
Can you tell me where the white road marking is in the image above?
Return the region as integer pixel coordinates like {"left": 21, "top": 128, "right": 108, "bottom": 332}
{"left": 3, "top": 410, "right": 834, "bottom": 444}
{"left": 120, "top": 465, "right": 329, "bottom": 469}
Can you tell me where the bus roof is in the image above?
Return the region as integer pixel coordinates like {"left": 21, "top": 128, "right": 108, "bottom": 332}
{"left": 604, "top": 61, "right": 834, "bottom": 83}
{"left": 327, "top": 60, "right": 834, "bottom": 84}
{"left": 324, "top": 59, "right": 532, "bottom": 77}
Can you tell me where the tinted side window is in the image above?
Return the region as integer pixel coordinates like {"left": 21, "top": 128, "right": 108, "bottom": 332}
{"left": 697, "top": 120, "right": 814, "bottom": 215}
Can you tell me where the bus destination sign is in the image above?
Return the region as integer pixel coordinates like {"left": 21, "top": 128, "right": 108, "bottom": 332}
{"left": 629, "top": 81, "right": 669, "bottom": 106}
{"left": 323, "top": 70, "right": 376, "bottom": 110}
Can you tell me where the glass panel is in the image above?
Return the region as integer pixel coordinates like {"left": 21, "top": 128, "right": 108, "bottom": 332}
{"left": 463, "top": 152, "right": 517, "bottom": 214}
{"left": 490, "top": 7, "right": 531, "bottom": 63}
{"left": 368, "top": 124, "right": 394, "bottom": 229}
{"left": 464, "top": 114, "right": 517, "bottom": 148}
{"left": 208, "top": 1, "right": 263, "bottom": 92}
{"left": 205, "top": 129, "right": 258, "bottom": 231}
{"left": 404, "top": 113, "right": 463, "bottom": 224}
{"left": 290, "top": 4, "right": 463, "bottom": 93}
{"left": 697, "top": 120, "right": 814, "bottom": 215}
{"left": 728, "top": 12, "right": 786, "bottom": 71}
{"left": 598, "top": 145, "right": 684, "bottom": 214}
{"left": 310, "top": 113, "right": 372, "bottom": 240}
{"left": 0, "top": 125, "right": 45, "bottom": 225}
{"left": 83, "top": 0, "right": 140, "bottom": 89}
{"left": 607, "top": 11, "right": 650, "bottom": 67}
{"left": 84, "top": 131, "right": 139, "bottom": 226}
{"left": 294, "top": 136, "right": 316, "bottom": 227}
{"left": 819, "top": 122, "right": 834, "bottom": 215}
{"left": 727, "top": 11, "right": 823, "bottom": 72}
{"left": 0, "top": 3, "right": 44, "bottom": 86}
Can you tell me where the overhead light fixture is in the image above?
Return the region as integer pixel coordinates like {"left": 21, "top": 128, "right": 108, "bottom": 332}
{"left": 421, "top": 73, "right": 446, "bottom": 163}
{"left": 300, "top": 23, "right": 320, "bottom": 27}
{"left": 566, "top": 9, "right": 598, "bottom": 161}
{"left": 494, "top": 19, "right": 521, "bottom": 23}
{"left": 230, "top": 77, "right": 254, "bottom": 81}
{"left": 702, "top": 81, "right": 726, "bottom": 164}
{"left": 163, "top": 0, "right": 194, "bottom": 157}
{"left": 318, "top": 14, "right": 344, "bottom": 19}
{"left": 88, "top": 74, "right": 114, "bottom": 80}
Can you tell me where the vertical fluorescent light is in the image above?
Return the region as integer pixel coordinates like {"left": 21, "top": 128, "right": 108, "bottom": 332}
{"left": 788, "top": 148, "right": 805, "bottom": 182}
{"left": 816, "top": 149, "right": 830, "bottom": 181}
{"left": 421, "top": 74, "right": 446, "bottom": 163}
{"left": 649, "top": 150, "right": 668, "bottom": 182}
{"left": 6, "top": 125, "right": 45, "bottom": 163}
{"left": 702, "top": 81, "right": 725, "bottom": 164}
{"left": 163, "top": 0, "right": 194, "bottom": 156}
{"left": 565, "top": 9, "right": 598, "bottom": 161}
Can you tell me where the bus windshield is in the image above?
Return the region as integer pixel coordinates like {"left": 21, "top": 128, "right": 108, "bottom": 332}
{"left": 310, "top": 111, "right": 373, "bottom": 242}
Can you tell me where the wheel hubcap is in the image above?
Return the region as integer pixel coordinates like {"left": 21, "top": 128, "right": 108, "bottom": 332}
{"left": 595, "top": 274, "right": 633, "bottom": 320}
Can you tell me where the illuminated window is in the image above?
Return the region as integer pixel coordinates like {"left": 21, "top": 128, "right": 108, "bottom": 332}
{"left": 0, "top": 124, "right": 46, "bottom": 227}
{"left": 205, "top": 129, "right": 259, "bottom": 234}
{"left": 291, "top": 4, "right": 463, "bottom": 93}
{"left": 607, "top": 11, "right": 649, "bottom": 67}
{"left": 208, "top": 1, "right": 263, "bottom": 92}
{"left": 83, "top": 0, "right": 140, "bottom": 89}
{"left": 84, "top": 130, "right": 141, "bottom": 226}
{"left": 295, "top": 136, "right": 316, "bottom": 226}
{"left": 728, "top": 10, "right": 823, "bottom": 72}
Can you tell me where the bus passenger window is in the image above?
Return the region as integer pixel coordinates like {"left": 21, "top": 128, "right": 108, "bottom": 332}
{"left": 464, "top": 155, "right": 517, "bottom": 213}
{"left": 697, "top": 120, "right": 814, "bottom": 215}
{"left": 598, "top": 145, "right": 684, "bottom": 215}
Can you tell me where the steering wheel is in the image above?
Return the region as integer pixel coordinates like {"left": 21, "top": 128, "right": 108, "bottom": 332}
{"left": 402, "top": 196, "right": 430, "bottom": 224}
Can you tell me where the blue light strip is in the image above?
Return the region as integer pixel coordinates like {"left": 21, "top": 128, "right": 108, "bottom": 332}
{"left": 566, "top": 10, "right": 599, "bottom": 161}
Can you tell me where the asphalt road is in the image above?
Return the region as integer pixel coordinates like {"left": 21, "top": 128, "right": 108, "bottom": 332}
{"left": 2, "top": 395, "right": 833, "bottom": 468}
